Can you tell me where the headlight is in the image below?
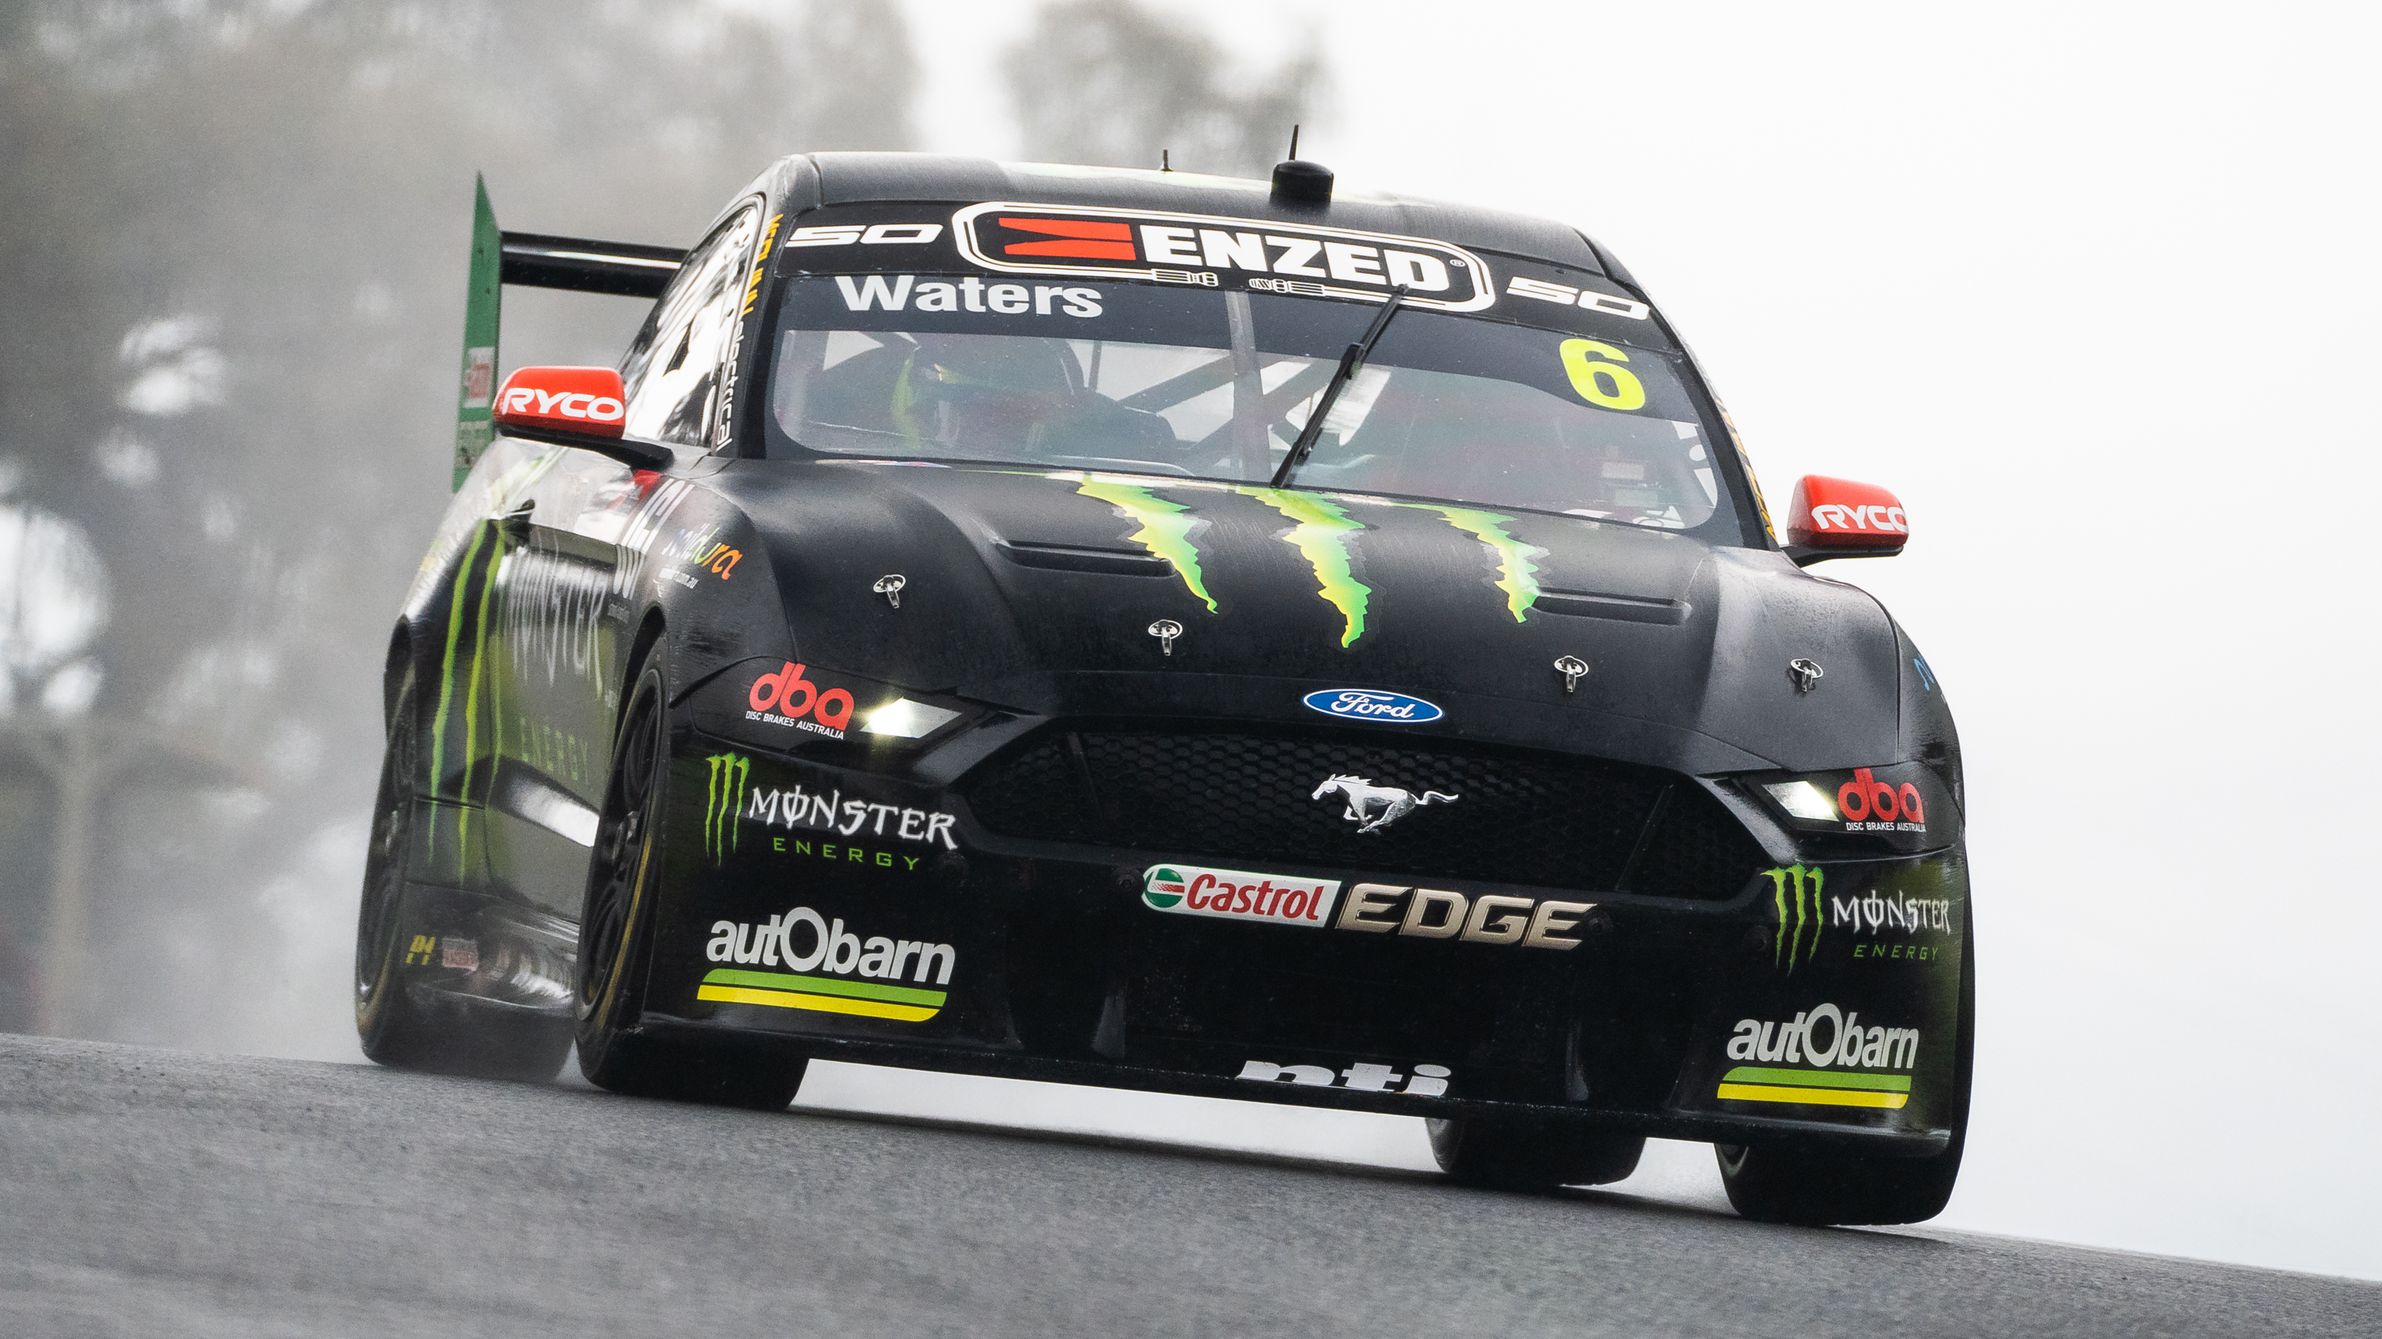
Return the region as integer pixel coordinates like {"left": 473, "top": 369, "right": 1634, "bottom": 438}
{"left": 860, "top": 697, "right": 962, "bottom": 739}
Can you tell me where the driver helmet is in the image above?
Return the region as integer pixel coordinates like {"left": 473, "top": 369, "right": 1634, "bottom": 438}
{"left": 889, "top": 335, "right": 1077, "bottom": 452}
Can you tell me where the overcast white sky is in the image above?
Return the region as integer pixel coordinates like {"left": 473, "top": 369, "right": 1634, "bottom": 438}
{"left": 861, "top": 0, "right": 2382, "bottom": 1281}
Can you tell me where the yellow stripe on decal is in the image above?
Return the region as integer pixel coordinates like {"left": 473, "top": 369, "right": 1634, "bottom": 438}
{"left": 696, "top": 984, "right": 939, "bottom": 1022}
{"left": 1715, "top": 1082, "right": 1910, "bottom": 1110}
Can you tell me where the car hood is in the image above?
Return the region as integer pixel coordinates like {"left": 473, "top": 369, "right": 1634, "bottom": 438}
{"left": 726, "top": 460, "right": 1902, "bottom": 773}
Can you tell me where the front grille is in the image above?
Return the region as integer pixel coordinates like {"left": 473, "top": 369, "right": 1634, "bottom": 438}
{"left": 963, "top": 725, "right": 1763, "bottom": 898}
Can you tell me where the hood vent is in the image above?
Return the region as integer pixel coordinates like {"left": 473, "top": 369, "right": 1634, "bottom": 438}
{"left": 995, "top": 540, "right": 1172, "bottom": 578}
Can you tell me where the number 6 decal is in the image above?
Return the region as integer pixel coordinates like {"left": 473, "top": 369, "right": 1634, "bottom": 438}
{"left": 1559, "top": 337, "right": 1647, "bottom": 412}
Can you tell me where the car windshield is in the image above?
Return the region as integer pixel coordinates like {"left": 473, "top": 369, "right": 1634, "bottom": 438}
{"left": 765, "top": 274, "right": 1740, "bottom": 538}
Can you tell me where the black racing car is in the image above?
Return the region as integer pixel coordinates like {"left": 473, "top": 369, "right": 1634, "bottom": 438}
{"left": 356, "top": 153, "right": 1970, "bottom": 1226}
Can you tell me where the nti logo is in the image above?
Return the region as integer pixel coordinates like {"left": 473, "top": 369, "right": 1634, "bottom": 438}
{"left": 745, "top": 662, "right": 854, "bottom": 740}
{"left": 1838, "top": 767, "right": 1925, "bottom": 830}
{"left": 1142, "top": 864, "right": 1340, "bottom": 928}
{"left": 1237, "top": 1059, "right": 1450, "bottom": 1097}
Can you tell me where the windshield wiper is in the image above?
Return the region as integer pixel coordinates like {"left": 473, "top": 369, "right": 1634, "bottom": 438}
{"left": 1270, "top": 284, "right": 1408, "bottom": 489}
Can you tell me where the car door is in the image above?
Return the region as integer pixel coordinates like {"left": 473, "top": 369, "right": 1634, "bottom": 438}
{"left": 481, "top": 204, "right": 762, "bottom": 914}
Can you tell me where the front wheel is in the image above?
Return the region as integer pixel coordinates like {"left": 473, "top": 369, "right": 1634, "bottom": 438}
{"left": 574, "top": 645, "right": 808, "bottom": 1111}
{"left": 1714, "top": 918, "right": 1975, "bottom": 1225}
{"left": 1428, "top": 1114, "right": 1645, "bottom": 1190}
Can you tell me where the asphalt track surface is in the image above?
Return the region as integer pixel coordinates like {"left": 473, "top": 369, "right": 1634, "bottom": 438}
{"left": 2, "top": 1035, "right": 2373, "bottom": 1338}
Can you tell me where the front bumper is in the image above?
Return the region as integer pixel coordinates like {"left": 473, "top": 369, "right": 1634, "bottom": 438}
{"left": 640, "top": 708, "right": 1969, "bottom": 1154}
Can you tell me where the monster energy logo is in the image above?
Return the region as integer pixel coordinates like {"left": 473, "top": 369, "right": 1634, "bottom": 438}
{"left": 1768, "top": 864, "right": 1824, "bottom": 972}
{"left": 704, "top": 752, "right": 751, "bottom": 864}
{"left": 1060, "top": 473, "right": 1545, "bottom": 647}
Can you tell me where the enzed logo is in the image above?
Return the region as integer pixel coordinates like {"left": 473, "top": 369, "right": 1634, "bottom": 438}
{"left": 699, "top": 907, "right": 955, "bottom": 1023}
{"left": 703, "top": 752, "right": 750, "bottom": 865}
{"left": 1237, "top": 1059, "right": 1451, "bottom": 1097}
{"left": 1140, "top": 864, "right": 1339, "bottom": 927}
{"left": 746, "top": 661, "right": 854, "bottom": 739}
{"left": 1768, "top": 865, "right": 1826, "bottom": 972}
{"left": 952, "top": 202, "right": 1496, "bottom": 311}
{"left": 1718, "top": 1002, "right": 1921, "bottom": 1110}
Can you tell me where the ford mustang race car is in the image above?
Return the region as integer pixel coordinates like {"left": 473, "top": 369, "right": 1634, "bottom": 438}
{"left": 356, "top": 152, "right": 1971, "bottom": 1226}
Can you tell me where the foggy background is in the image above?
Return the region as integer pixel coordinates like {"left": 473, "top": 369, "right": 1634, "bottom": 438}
{"left": 3, "top": 0, "right": 2375, "bottom": 1283}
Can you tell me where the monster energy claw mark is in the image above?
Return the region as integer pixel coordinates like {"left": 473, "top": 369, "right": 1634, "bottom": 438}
{"left": 1074, "top": 478, "right": 1219, "bottom": 612}
{"left": 705, "top": 752, "right": 750, "bottom": 865}
{"left": 1408, "top": 504, "right": 1545, "bottom": 623}
{"left": 1243, "top": 488, "right": 1371, "bottom": 648}
{"left": 1768, "top": 865, "right": 1824, "bottom": 972}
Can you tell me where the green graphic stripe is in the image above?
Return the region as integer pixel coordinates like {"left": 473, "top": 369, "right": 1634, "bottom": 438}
{"left": 1772, "top": 870, "right": 1789, "bottom": 970}
{"left": 1799, "top": 866, "right": 1822, "bottom": 969}
{"left": 1242, "top": 488, "right": 1371, "bottom": 647}
{"left": 457, "top": 544, "right": 503, "bottom": 857}
{"left": 1722, "top": 1066, "right": 1911, "bottom": 1093}
{"left": 1417, "top": 505, "right": 1544, "bottom": 622}
{"left": 425, "top": 524, "right": 491, "bottom": 861}
{"left": 1075, "top": 479, "right": 1218, "bottom": 612}
{"left": 700, "top": 968, "right": 947, "bottom": 1008}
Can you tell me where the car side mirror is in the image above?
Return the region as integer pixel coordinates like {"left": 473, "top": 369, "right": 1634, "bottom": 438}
{"left": 1784, "top": 474, "right": 1909, "bottom": 566}
{"left": 492, "top": 366, "right": 671, "bottom": 471}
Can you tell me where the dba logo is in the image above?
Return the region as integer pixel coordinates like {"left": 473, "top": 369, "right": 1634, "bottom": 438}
{"left": 1302, "top": 688, "right": 1444, "bottom": 724}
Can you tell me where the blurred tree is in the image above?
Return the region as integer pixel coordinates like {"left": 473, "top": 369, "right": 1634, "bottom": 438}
{"left": 0, "top": 0, "right": 918, "bottom": 1045}
{"left": 1002, "top": 0, "right": 1329, "bottom": 176}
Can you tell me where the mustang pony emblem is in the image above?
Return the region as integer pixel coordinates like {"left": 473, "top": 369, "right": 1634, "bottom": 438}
{"left": 1311, "top": 774, "right": 1460, "bottom": 834}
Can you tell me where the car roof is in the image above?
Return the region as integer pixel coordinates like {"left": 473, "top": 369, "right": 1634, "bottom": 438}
{"left": 773, "top": 152, "right": 1635, "bottom": 287}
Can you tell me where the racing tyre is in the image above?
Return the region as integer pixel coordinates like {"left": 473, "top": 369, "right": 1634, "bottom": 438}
{"left": 1714, "top": 920, "right": 1975, "bottom": 1225}
{"left": 575, "top": 646, "right": 808, "bottom": 1111}
{"left": 356, "top": 659, "right": 571, "bottom": 1080}
{"left": 1428, "top": 1115, "right": 1645, "bottom": 1190}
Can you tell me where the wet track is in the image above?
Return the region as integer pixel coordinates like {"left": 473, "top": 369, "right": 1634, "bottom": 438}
{"left": 2, "top": 1035, "right": 2372, "bottom": 1338}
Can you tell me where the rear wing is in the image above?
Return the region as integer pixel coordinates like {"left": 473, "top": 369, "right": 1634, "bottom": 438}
{"left": 451, "top": 175, "right": 685, "bottom": 489}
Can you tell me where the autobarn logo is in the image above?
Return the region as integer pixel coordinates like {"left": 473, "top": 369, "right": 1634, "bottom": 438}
{"left": 1141, "top": 864, "right": 1340, "bottom": 927}
{"left": 952, "top": 203, "right": 1495, "bottom": 312}
{"left": 699, "top": 907, "right": 954, "bottom": 1023}
{"left": 1718, "top": 1002, "right": 1922, "bottom": 1110}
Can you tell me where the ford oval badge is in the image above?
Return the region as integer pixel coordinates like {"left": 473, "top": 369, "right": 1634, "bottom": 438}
{"left": 1302, "top": 688, "right": 1445, "bottom": 725}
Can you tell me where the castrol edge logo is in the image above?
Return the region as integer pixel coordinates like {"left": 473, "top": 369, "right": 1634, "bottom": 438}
{"left": 1141, "top": 864, "right": 1340, "bottom": 927}
{"left": 953, "top": 203, "right": 1495, "bottom": 312}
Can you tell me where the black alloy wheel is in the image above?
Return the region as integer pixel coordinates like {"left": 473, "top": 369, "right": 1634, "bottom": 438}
{"left": 575, "top": 647, "right": 807, "bottom": 1110}
{"left": 1427, "top": 1113, "right": 1646, "bottom": 1190}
